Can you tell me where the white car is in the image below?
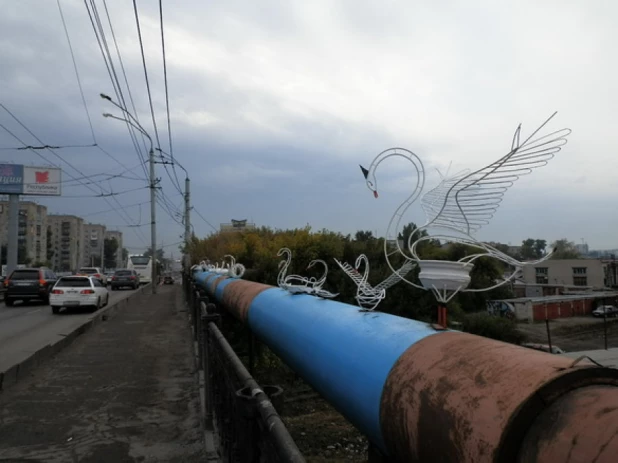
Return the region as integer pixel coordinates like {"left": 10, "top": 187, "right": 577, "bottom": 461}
{"left": 592, "top": 305, "right": 618, "bottom": 318}
{"left": 77, "top": 267, "right": 107, "bottom": 285}
{"left": 50, "top": 276, "right": 109, "bottom": 315}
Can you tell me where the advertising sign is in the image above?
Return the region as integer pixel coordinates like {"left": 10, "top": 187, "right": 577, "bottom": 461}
{"left": 0, "top": 164, "right": 62, "bottom": 196}
{"left": 0, "top": 164, "right": 24, "bottom": 194}
{"left": 23, "top": 166, "right": 62, "bottom": 196}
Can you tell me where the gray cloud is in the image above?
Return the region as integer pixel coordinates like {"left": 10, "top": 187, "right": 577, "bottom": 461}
{"left": 1, "top": 0, "right": 617, "bottom": 253}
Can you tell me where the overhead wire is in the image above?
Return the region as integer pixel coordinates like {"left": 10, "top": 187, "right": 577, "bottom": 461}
{"left": 58, "top": 0, "right": 143, "bottom": 180}
{"left": 158, "top": 0, "right": 183, "bottom": 195}
{"left": 83, "top": 0, "right": 149, "bottom": 184}
{"left": 0, "top": 108, "right": 149, "bottom": 245}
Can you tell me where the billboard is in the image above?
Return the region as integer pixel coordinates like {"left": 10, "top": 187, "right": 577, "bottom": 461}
{"left": 23, "top": 166, "right": 62, "bottom": 196}
{"left": 0, "top": 164, "right": 24, "bottom": 194}
{"left": 0, "top": 164, "right": 61, "bottom": 196}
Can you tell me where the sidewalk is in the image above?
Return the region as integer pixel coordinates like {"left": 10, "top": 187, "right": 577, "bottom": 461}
{"left": 0, "top": 285, "right": 205, "bottom": 463}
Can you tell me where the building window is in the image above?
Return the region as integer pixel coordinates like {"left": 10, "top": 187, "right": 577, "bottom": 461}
{"left": 573, "top": 267, "right": 587, "bottom": 275}
{"left": 573, "top": 276, "right": 588, "bottom": 286}
{"left": 536, "top": 276, "right": 549, "bottom": 284}
{"left": 536, "top": 267, "right": 548, "bottom": 275}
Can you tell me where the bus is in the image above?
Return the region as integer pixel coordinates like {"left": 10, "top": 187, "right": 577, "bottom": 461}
{"left": 127, "top": 254, "right": 153, "bottom": 285}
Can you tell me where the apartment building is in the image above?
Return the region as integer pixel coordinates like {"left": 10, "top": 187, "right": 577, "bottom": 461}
{"left": 48, "top": 214, "right": 84, "bottom": 272}
{"left": 0, "top": 201, "right": 47, "bottom": 264}
{"left": 104, "top": 230, "right": 123, "bottom": 268}
{"left": 82, "top": 223, "right": 106, "bottom": 267}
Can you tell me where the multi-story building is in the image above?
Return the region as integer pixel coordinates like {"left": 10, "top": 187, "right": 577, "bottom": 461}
{"left": 0, "top": 201, "right": 47, "bottom": 265}
{"left": 82, "top": 223, "right": 106, "bottom": 268}
{"left": 522, "top": 259, "right": 607, "bottom": 290}
{"left": 48, "top": 215, "right": 84, "bottom": 272}
{"left": 220, "top": 219, "right": 256, "bottom": 233}
{"left": 104, "top": 230, "right": 123, "bottom": 269}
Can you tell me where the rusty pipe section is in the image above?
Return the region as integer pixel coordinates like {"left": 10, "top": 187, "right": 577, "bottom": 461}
{"left": 192, "top": 270, "right": 618, "bottom": 462}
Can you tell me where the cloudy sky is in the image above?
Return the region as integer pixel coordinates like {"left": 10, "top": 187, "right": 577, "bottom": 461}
{"left": 1, "top": 0, "right": 617, "bottom": 255}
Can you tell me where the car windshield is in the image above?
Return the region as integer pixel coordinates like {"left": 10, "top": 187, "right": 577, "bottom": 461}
{"left": 79, "top": 268, "right": 98, "bottom": 274}
{"left": 115, "top": 270, "right": 131, "bottom": 276}
{"left": 56, "top": 278, "right": 92, "bottom": 287}
{"left": 11, "top": 270, "right": 40, "bottom": 280}
{"left": 130, "top": 256, "right": 150, "bottom": 266}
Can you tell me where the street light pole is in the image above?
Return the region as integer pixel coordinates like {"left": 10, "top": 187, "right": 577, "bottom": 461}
{"left": 101, "top": 95, "right": 157, "bottom": 295}
{"left": 149, "top": 146, "right": 157, "bottom": 293}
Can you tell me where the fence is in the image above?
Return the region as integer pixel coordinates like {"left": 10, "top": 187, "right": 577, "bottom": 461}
{"left": 184, "top": 274, "right": 305, "bottom": 463}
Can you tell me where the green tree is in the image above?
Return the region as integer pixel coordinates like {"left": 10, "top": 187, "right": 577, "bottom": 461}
{"left": 354, "top": 230, "right": 375, "bottom": 242}
{"left": 551, "top": 239, "right": 580, "bottom": 259}
{"left": 103, "top": 238, "right": 119, "bottom": 269}
{"left": 520, "top": 238, "right": 547, "bottom": 259}
{"left": 144, "top": 247, "right": 165, "bottom": 262}
{"left": 46, "top": 226, "right": 54, "bottom": 262}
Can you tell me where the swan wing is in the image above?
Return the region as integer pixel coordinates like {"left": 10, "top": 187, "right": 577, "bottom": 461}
{"left": 334, "top": 258, "right": 369, "bottom": 287}
{"left": 373, "top": 260, "right": 416, "bottom": 292}
{"left": 422, "top": 113, "right": 570, "bottom": 235}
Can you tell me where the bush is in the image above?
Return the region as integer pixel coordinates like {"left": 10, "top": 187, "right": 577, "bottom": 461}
{"left": 462, "top": 313, "right": 527, "bottom": 345}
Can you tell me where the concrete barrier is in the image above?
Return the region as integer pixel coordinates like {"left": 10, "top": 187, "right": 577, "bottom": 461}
{"left": 0, "top": 284, "right": 151, "bottom": 393}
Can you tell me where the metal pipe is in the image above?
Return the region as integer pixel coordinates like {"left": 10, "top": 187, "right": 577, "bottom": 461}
{"left": 193, "top": 269, "right": 618, "bottom": 462}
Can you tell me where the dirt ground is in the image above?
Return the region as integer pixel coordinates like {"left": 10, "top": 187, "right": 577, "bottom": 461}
{"left": 517, "top": 315, "right": 618, "bottom": 352}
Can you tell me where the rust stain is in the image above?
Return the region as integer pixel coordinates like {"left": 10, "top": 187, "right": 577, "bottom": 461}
{"left": 209, "top": 276, "right": 228, "bottom": 296}
{"left": 518, "top": 385, "right": 618, "bottom": 463}
{"left": 221, "top": 280, "right": 272, "bottom": 322}
{"left": 379, "top": 331, "right": 618, "bottom": 463}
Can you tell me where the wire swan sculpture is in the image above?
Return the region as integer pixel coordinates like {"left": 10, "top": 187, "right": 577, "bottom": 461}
{"left": 224, "top": 254, "right": 246, "bottom": 278}
{"left": 360, "top": 112, "right": 571, "bottom": 303}
{"left": 334, "top": 254, "right": 416, "bottom": 311}
{"left": 277, "top": 248, "right": 338, "bottom": 298}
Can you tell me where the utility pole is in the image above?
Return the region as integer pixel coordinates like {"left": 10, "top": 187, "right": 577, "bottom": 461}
{"left": 149, "top": 147, "right": 157, "bottom": 294}
{"left": 101, "top": 94, "right": 157, "bottom": 295}
{"left": 184, "top": 176, "right": 191, "bottom": 270}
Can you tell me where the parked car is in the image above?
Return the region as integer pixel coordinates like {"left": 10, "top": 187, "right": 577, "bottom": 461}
{"left": 77, "top": 267, "right": 107, "bottom": 285}
{"left": 522, "top": 342, "right": 566, "bottom": 355}
{"left": 110, "top": 269, "right": 140, "bottom": 290}
{"left": 50, "top": 276, "right": 109, "bottom": 314}
{"left": 592, "top": 305, "right": 618, "bottom": 318}
{"left": 4, "top": 267, "right": 57, "bottom": 306}
{"left": 163, "top": 275, "right": 175, "bottom": 285}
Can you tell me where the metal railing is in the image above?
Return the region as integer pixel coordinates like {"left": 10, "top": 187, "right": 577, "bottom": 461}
{"left": 184, "top": 274, "right": 305, "bottom": 463}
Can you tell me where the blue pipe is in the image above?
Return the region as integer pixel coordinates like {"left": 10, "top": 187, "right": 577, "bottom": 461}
{"left": 192, "top": 269, "right": 441, "bottom": 452}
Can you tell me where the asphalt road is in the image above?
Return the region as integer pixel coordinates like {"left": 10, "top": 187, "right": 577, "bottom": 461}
{"left": 0, "top": 286, "right": 139, "bottom": 375}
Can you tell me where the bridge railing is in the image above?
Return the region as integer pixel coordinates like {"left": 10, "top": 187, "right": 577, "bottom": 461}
{"left": 184, "top": 274, "right": 304, "bottom": 463}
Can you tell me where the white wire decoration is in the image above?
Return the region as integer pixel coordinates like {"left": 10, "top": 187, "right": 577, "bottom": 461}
{"left": 277, "top": 247, "right": 339, "bottom": 298}
{"left": 334, "top": 254, "right": 416, "bottom": 311}
{"left": 224, "top": 254, "right": 246, "bottom": 278}
{"left": 360, "top": 112, "right": 571, "bottom": 304}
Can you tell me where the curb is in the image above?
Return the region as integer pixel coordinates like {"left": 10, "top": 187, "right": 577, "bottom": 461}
{"left": 0, "top": 284, "right": 152, "bottom": 393}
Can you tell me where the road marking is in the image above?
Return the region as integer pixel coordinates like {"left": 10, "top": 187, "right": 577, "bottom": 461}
{"left": 27, "top": 308, "right": 42, "bottom": 314}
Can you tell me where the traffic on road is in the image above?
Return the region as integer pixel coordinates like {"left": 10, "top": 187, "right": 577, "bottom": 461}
{"left": 0, "top": 267, "right": 145, "bottom": 377}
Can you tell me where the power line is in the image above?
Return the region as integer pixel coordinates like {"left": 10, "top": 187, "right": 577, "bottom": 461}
{"left": 132, "top": 0, "right": 162, "bottom": 151}
{"left": 81, "top": 199, "right": 151, "bottom": 217}
{"left": 57, "top": 0, "right": 96, "bottom": 143}
{"left": 0, "top": 109, "right": 149, "bottom": 245}
{"left": 158, "top": 0, "right": 182, "bottom": 195}
{"left": 83, "top": 0, "right": 149, "bottom": 183}
{"left": 193, "top": 206, "right": 218, "bottom": 233}
{"left": 0, "top": 143, "right": 96, "bottom": 150}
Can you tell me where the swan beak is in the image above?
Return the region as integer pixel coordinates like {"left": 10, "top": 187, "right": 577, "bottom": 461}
{"left": 373, "top": 190, "right": 379, "bottom": 198}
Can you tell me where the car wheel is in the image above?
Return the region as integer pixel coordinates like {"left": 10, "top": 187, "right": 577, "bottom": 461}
{"left": 5, "top": 298, "right": 14, "bottom": 307}
{"left": 51, "top": 306, "right": 60, "bottom": 314}
{"left": 105, "top": 294, "right": 109, "bottom": 306}
{"left": 92, "top": 297, "right": 101, "bottom": 312}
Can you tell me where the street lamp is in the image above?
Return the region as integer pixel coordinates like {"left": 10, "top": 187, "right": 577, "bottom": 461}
{"left": 101, "top": 96, "right": 157, "bottom": 294}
